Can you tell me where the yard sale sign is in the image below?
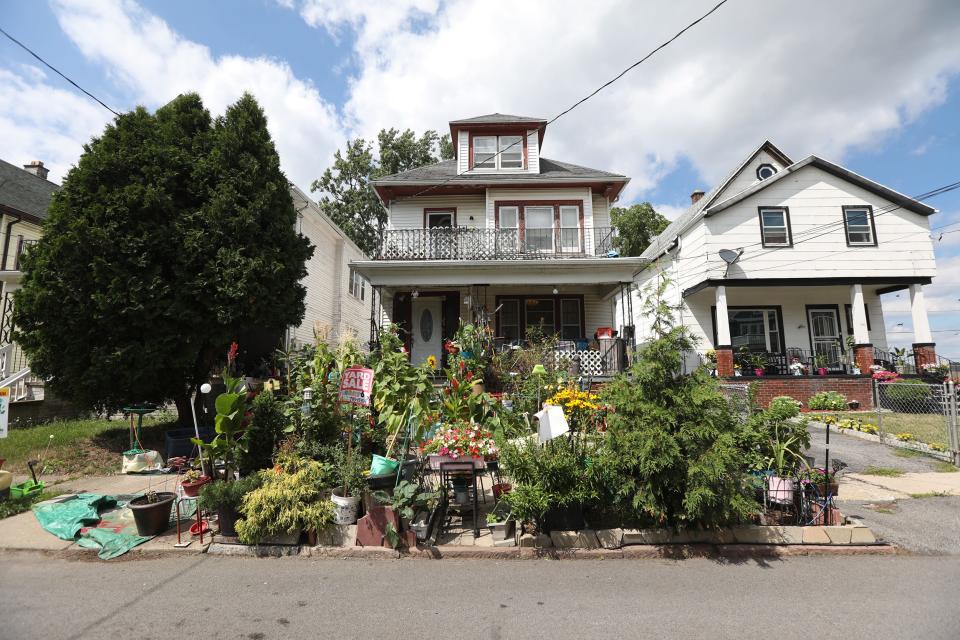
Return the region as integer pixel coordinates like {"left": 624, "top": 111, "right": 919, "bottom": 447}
{"left": 338, "top": 366, "right": 374, "bottom": 406}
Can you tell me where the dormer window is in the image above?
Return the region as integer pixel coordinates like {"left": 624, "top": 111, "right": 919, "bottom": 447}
{"left": 472, "top": 134, "right": 524, "bottom": 170}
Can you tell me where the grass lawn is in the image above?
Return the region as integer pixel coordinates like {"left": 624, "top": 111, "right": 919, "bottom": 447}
{"left": 0, "top": 415, "right": 176, "bottom": 478}
{"left": 816, "top": 411, "right": 949, "bottom": 446}
{"left": 862, "top": 466, "right": 905, "bottom": 477}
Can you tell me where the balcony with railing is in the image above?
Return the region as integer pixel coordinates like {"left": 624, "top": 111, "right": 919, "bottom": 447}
{"left": 3, "top": 238, "right": 38, "bottom": 271}
{"left": 376, "top": 226, "right": 618, "bottom": 261}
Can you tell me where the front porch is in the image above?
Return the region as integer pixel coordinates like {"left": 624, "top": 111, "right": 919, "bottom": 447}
{"left": 681, "top": 279, "right": 938, "bottom": 378}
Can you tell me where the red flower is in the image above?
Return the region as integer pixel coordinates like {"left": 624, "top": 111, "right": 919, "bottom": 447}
{"left": 227, "top": 342, "right": 239, "bottom": 364}
{"left": 465, "top": 371, "right": 474, "bottom": 381}
{"left": 451, "top": 378, "right": 460, "bottom": 391}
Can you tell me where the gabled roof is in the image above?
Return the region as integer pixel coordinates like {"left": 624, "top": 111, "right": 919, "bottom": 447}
{"left": 705, "top": 155, "right": 936, "bottom": 216}
{"left": 289, "top": 185, "right": 368, "bottom": 258}
{"left": 0, "top": 158, "right": 58, "bottom": 222}
{"left": 640, "top": 141, "right": 792, "bottom": 260}
{"left": 449, "top": 113, "right": 547, "bottom": 125}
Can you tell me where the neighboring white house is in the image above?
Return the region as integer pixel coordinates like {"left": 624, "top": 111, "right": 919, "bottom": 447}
{"left": 353, "top": 113, "right": 642, "bottom": 376}
{"left": 619, "top": 141, "right": 939, "bottom": 378}
{"left": 288, "top": 185, "right": 371, "bottom": 349}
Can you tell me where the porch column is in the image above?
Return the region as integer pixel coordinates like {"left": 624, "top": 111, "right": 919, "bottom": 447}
{"left": 909, "top": 283, "right": 937, "bottom": 368}
{"left": 849, "top": 284, "right": 873, "bottom": 374}
{"left": 714, "top": 285, "right": 734, "bottom": 376}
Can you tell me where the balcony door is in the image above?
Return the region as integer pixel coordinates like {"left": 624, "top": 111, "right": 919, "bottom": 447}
{"left": 424, "top": 209, "right": 455, "bottom": 259}
{"left": 807, "top": 307, "right": 842, "bottom": 369}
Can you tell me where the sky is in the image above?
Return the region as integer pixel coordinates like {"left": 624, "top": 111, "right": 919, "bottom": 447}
{"left": 2, "top": 0, "right": 959, "bottom": 355}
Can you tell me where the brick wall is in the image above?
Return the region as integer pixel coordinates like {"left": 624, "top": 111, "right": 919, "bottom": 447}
{"left": 738, "top": 375, "right": 875, "bottom": 410}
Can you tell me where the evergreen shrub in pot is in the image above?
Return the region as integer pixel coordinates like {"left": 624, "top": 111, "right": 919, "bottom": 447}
{"left": 199, "top": 474, "right": 263, "bottom": 537}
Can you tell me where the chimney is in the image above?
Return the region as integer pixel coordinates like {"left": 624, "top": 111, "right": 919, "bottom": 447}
{"left": 23, "top": 160, "right": 49, "bottom": 180}
{"left": 690, "top": 189, "right": 705, "bottom": 205}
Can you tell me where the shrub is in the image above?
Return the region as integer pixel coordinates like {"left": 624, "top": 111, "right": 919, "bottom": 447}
{"left": 240, "top": 390, "right": 286, "bottom": 474}
{"left": 596, "top": 275, "right": 756, "bottom": 529}
{"left": 883, "top": 378, "right": 933, "bottom": 403}
{"left": 895, "top": 432, "right": 915, "bottom": 442}
{"left": 768, "top": 396, "right": 801, "bottom": 419}
{"left": 808, "top": 391, "right": 847, "bottom": 411}
{"left": 198, "top": 474, "right": 263, "bottom": 512}
{"left": 499, "top": 435, "right": 597, "bottom": 519}
{"left": 235, "top": 452, "right": 335, "bottom": 544}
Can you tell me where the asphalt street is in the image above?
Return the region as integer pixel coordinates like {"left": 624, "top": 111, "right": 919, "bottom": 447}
{"left": 1, "top": 553, "right": 958, "bottom": 640}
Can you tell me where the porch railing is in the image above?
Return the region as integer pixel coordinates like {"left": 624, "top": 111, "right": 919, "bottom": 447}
{"left": 376, "top": 227, "right": 618, "bottom": 260}
{"left": 494, "top": 337, "right": 628, "bottom": 377}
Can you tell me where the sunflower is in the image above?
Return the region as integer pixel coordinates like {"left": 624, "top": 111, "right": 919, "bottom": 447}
{"left": 425, "top": 354, "right": 438, "bottom": 370}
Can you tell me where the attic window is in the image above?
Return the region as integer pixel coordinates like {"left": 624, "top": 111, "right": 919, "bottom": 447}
{"left": 471, "top": 134, "right": 524, "bottom": 170}
{"left": 756, "top": 164, "right": 777, "bottom": 180}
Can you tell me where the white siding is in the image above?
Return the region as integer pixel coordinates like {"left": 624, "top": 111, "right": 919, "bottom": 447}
{"left": 525, "top": 128, "right": 540, "bottom": 175}
{"left": 704, "top": 165, "right": 936, "bottom": 280}
{"left": 457, "top": 130, "right": 469, "bottom": 175}
{"left": 388, "top": 195, "right": 486, "bottom": 230}
{"left": 711, "top": 148, "right": 789, "bottom": 206}
{"left": 592, "top": 193, "right": 610, "bottom": 229}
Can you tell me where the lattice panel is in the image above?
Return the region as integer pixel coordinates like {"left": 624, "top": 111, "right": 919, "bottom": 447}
{"left": 555, "top": 349, "right": 605, "bottom": 376}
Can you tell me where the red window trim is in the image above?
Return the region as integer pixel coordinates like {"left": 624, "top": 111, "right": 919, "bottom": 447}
{"left": 468, "top": 131, "right": 529, "bottom": 171}
{"left": 423, "top": 207, "right": 457, "bottom": 228}
{"left": 493, "top": 200, "right": 585, "bottom": 251}
{"left": 495, "top": 294, "right": 587, "bottom": 341}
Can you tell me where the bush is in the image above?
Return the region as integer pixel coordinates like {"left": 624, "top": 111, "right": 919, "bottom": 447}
{"left": 808, "top": 391, "right": 847, "bottom": 411}
{"left": 595, "top": 275, "right": 756, "bottom": 530}
{"left": 198, "top": 474, "right": 263, "bottom": 512}
{"left": 240, "top": 390, "right": 286, "bottom": 474}
{"left": 883, "top": 378, "right": 933, "bottom": 403}
{"left": 768, "top": 396, "right": 801, "bottom": 419}
{"left": 235, "top": 452, "right": 335, "bottom": 544}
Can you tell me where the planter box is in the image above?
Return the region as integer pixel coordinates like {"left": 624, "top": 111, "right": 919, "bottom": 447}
{"left": 487, "top": 519, "right": 515, "bottom": 542}
{"left": 427, "top": 454, "right": 488, "bottom": 470}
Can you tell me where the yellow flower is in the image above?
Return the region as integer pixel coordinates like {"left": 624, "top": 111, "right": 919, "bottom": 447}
{"left": 425, "top": 354, "right": 438, "bottom": 370}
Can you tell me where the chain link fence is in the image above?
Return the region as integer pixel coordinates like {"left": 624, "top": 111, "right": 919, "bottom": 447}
{"left": 874, "top": 379, "right": 959, "bottom": 465}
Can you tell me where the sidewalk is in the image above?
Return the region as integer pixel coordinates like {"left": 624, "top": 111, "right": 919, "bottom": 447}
{"left": 838, "top": 471, "right": 960, "bottom": 501}
{"left": 0, "top": 473, "right": 207, "bottom": 556}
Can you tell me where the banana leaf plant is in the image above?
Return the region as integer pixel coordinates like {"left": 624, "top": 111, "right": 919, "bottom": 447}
{"left": 193, "top": 370, "right": 249, "bottom": 481}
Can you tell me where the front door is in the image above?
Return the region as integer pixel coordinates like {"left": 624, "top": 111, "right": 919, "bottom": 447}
{"left": 808, "top": 307, "right": 842, "bottom": 369}
{"left": 410, "top": 297, "right": 443, "bottom": 370}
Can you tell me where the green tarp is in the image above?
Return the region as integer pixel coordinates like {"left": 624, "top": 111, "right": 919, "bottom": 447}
{"left": 32, "top": 493, "right": 116, "bottom": 540}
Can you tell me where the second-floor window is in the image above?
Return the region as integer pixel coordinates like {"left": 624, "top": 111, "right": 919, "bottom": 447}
{"left": 496, "top": 202, "right": 584, "bottom": 254}
{"left": 472, "top": 135, "right": 524, "bottom": 170}
{"left": 348, "top": 266, "right": 366, "bottom": 301}
{"left": 842, "top": 205, "right": 876, "bottom": 246}
{"left": 758, "top": 207, "right": 792, "bottom": 247}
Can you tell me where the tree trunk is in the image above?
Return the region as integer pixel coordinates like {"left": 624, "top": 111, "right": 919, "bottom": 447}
{"left": 174, "top": 391, "right": 194, "bottom": 427}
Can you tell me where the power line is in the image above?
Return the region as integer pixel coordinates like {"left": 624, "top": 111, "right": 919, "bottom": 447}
{"left": 0, "top": 25, "right": 121, "bottom": 117}
{"left": 407, "top": 0, "right": 732, "bottom": 199}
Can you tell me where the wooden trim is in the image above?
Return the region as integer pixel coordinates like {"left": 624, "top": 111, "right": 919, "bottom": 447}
{"left": 683, "top": 276, "right": 932, "bottom": 298}
{"left": 757, "top": 206, "right": 793, "bottom": 248}
{"left": 711, "top": 305, "right": 786, "bottom": 354}
{"left": 841, "top": 204, "right": 878, "bottom": 247}
{"left": 495, "top": 294, "right": 586, "bottom": 340}
{"left": 423, "top": 207, "right": 457, "bottom": 228}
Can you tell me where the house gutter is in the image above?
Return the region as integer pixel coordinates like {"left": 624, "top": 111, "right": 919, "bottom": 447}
{"left": 1, "top": 214, "right": 21, "bottom": 271}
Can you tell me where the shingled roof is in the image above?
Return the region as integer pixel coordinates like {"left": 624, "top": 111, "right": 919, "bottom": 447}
{"left": 0, "top": 158, "right": 58, "bottom": 221}
{"left": 448, "top": 113, "right": 547, "bottom": 125}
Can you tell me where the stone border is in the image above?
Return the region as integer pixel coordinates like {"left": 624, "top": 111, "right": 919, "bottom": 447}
{"left": 809, "top": 419, "right": 954, "bottom": 463}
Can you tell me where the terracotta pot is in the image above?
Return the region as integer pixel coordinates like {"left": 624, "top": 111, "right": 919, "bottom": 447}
{"left": 492, "top": 482, "right": 512, "bottom": 501}
{"left": 181, "top": 475, "right": 210, "bottom": 497}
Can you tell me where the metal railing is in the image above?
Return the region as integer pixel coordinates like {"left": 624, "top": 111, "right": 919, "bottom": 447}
{"left": 2, "top": 238, "right": 38, "bottom": 271}
{"left": 376, "top": 227, "right": 618, "bottom": 260}
{"left": 873, "top": 349, "right": 960, "bottom": 379}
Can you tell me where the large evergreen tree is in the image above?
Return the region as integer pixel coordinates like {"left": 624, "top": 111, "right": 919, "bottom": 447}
{"left": 312, "top": 129, "right": 453, "bottom": 254}
{"left": 13, "top": 92, "right": 312, "bottom": 423}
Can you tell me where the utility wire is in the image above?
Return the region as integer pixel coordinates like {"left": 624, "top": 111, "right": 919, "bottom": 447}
{"left": 406, "top": 0, "right": 732, "bottom": 199}
{"left": 0, "top": 25, "right": 121, "bottom": 117}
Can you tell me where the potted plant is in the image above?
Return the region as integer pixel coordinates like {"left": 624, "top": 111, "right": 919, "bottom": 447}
{"left": 193, "top": 347, "right": 250, "bottom": 482}
{"left": 765, "top": 424, "right": 805, "bottom": 505}
{"left": 329, "top": 443, "right": 367, "bottom": 525}
{"left": 128, "top": 490, "right": 176, "bottom": 536}
{"left": 199, "top": 475, "right": 262, "bottom": 537}
{"left": 814, "top": 353, "right": 829, "bottom": 376}
{"left": 891, "top": 347, "right": 908, "bottom": 373}
{"left": 803, "top": 467, "right": 839, "bottom": 498}
{"left": 373, "top": 480, "right": 439, "bottom": 534}
{"left": 180, "top": 469, "right": 210, "bottom": 497}
{"left": 485, "top": 502, "right": 515, "bottom": 542}
{"left": 749, "top": 352, "right": 767, "bottom": 377}
{"left": 421, "top": 421, "right": 497, "bottom": 470}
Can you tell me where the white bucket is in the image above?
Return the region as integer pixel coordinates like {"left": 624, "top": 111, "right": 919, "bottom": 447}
{"left": 331, "top": 490, "right": 361, "bottom": 525}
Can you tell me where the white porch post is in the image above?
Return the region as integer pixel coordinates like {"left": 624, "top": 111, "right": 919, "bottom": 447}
{"left": 849, "top": 284, "right": 870, "bottom": 344}
{"left": 909, "top": 283, "right": 933, "bottom": 344}
{"left": 715, "top": 285, "right": 731, "bottom": 346}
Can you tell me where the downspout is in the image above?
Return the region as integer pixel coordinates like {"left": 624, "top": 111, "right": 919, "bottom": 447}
{"left": 1, "top": 215, "right": 22, "bottom": 271}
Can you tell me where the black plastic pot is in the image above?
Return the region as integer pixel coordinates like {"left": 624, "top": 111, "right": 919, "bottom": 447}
{"left": 128, "top": 492, "right": 176, "bottom": 536}
{"left": 541, "top": 503, "right": 585, "bottom": 533}
{"left": 218, "top": 505, "right": 240, "bottom": 537}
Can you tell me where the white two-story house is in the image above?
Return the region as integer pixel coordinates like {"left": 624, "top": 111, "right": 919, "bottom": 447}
{"left": 354, "top": 113, "right": 643, "bottom": 376}
{"left": 623, "top": 141, "right": 939, "bottom": 385}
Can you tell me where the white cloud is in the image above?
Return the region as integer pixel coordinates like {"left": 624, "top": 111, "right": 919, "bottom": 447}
{"left": 282, "top": 0, "right": 960, "bottom": 202}
{"left": 0, "top": 67, "right": 111, "bottom": 182}
{"left": 19, "top": 0, "right": 348, "bottom": 191}
{"left": 652, "top": 203, "right": 687, "bottom": 222}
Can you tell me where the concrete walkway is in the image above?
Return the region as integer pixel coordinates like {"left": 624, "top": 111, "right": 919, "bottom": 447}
{"left": 0, "top": 473, "right": 206, "bottom": 556}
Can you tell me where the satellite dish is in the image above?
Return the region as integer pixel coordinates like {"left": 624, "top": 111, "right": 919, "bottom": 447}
{"left": 719, "top": 248, "right": 743, "bottom": 265}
